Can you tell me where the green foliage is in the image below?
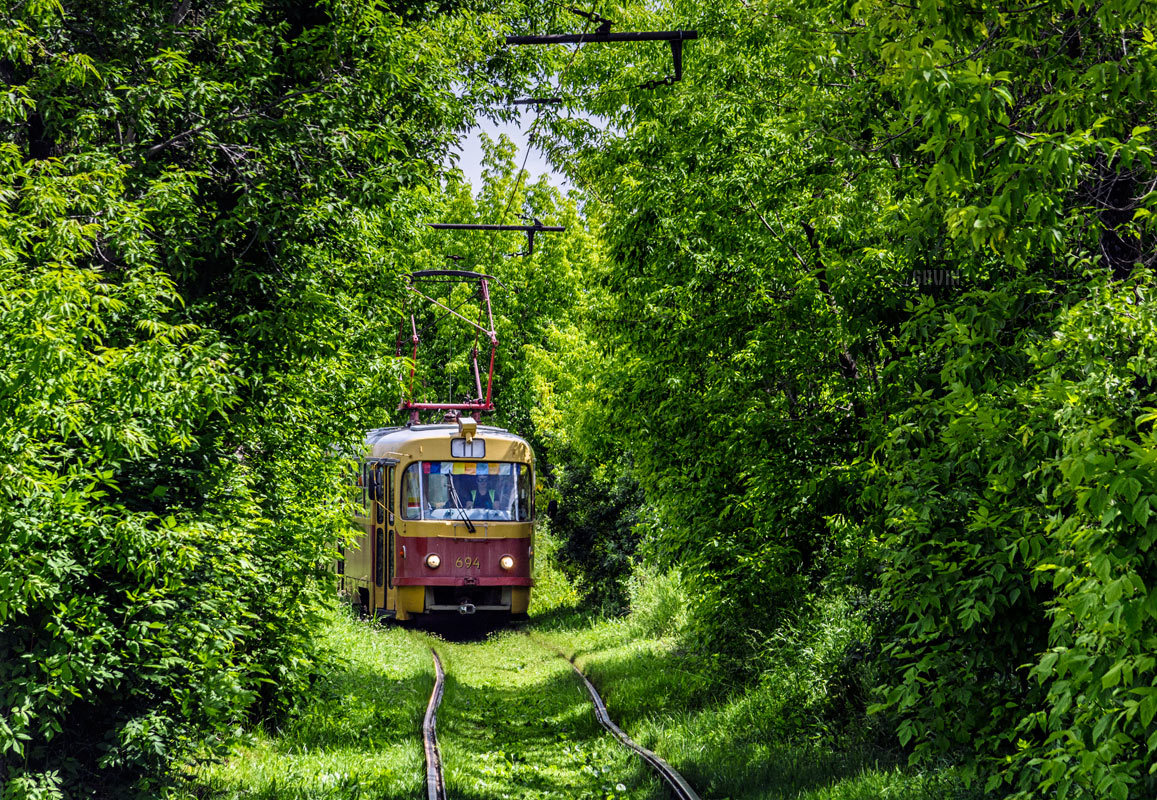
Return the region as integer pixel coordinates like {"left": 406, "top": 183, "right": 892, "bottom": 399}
{"left": 0, "top": 0, "right": 526, "bottom": 795}
{"left": 623, "top": 564, "right": 687, "bottom": 640}
{"left": 526, "top": 522, "right": 583, "bottom": 621}
{"left": 872, "top": 269, "right": 1157, "bottom": 798}
{"left": 549, "top": 450, "right": 646, "bottom": 612}
{"left": 6, "top": 0, "right": 1157, "bottom": 796}
{"left": 526, "top": 0, "right": 1157, "bottom": 796}
{"left": 0, "top": 145, "right": 255, "bottom": 796}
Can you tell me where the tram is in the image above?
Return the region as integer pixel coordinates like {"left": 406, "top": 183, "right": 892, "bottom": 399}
{"left": 338, "top": 415, "right": 534, "bottom": 620}
{"left": 336, "top": 261, "right": 548, "bottom": 620}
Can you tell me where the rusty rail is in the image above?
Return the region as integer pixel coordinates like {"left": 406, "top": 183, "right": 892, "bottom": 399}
{"left": 423, "top": 648, "right": 447, "bottom": 800}
{"left": 534, "top": 636, "right": 702, "bottom": 800}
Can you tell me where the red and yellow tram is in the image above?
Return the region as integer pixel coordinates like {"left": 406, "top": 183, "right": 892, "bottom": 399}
{"left": 338, "top": 415, "right": 534, "bottom": 620}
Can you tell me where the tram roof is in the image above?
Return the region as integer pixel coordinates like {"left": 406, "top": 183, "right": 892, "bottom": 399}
{"left": 364, "top": 423, "right": 529, "bottom": 449}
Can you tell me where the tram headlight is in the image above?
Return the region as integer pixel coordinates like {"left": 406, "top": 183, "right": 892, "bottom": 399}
{"left": 425, "top": 554, "right": 441, "bottom": 569}
{"left": 499, "top": 555, "right": 515, "bottom": 571}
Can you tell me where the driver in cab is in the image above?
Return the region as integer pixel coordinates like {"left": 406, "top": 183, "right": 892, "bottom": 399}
{"left": 469, "top": 474, "right": 495, "bottom": 510}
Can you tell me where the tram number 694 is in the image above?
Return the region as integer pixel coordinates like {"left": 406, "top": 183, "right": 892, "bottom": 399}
{"left": 455, "top": 556, "right": 481, "bottom": 569}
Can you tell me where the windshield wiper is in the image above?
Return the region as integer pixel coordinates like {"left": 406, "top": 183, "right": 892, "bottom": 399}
{"left": 446, "top": 479, "right": 476, "bottom": 533}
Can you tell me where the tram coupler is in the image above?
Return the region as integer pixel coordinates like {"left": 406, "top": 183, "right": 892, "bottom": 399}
{"left": 458, "top": 602, "right": 476, "bottom": 615}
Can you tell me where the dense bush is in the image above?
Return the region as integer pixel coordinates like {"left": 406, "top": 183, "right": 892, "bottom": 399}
{"left": 874, "top": 270, "right": 1157, "bottom": 797}
{"left": 532, "top": 0, "right": 1157, "bottom": 795}
{"left": 0, "top": 170, "right": 253, "bottom": 793}
{"left": 0, "top": 0, "right": 517, "bottom": 795}
{"left": 548, "top": 450, "right": 646, "bottom": 611}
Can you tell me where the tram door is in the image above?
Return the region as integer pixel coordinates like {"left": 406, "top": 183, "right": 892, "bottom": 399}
{"left": 372, "top": 462, "right": 385, "bottom": 613}
{"left": 385, "top": 465, "right": 396, "bottom": 612}
{"left": 367, "top": 461, "right": 397, "bottom": 617}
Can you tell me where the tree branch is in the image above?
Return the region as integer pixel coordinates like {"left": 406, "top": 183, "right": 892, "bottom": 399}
{"left": 142, "top": 71, "right": 339, "bottom": 158}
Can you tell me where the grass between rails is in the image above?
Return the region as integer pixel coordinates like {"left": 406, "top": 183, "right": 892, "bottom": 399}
{"left": 431, "top": 628, "right": 661, "bottom": 800}
{"left": 177, "top": 530, "right": 981, "bottom": 800}
{"left": 425, "top": 530, "right": 663, "bottom": 799}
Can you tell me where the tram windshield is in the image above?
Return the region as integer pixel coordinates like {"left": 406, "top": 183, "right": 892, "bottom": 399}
{"left": 401, "top": 462, "right": 532, "bottom": 521}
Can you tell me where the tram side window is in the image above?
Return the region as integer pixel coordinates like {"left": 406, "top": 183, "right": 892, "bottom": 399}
{"left": 368, "top": 462, "right": 376, "bottom": 512}
{"left": 374, "top": 464, "right": 385, "bottom": 524}
{"left": 516, "top": 464, "right": 533, "bottom": 521}
{"left": 401, "top": 463, "right": 421, "bottom": 520}
{"left": 387, "top": 465, "right": 395, "bottom": 523}
{"left": 354, "top": 461, "right": 368, "bottom": 517}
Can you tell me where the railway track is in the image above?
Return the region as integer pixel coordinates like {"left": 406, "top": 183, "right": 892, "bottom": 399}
{"left": 422, "top": 639, "right": 702, "bottom": 800}
{"left": 565, "top": 656, "right": 703, "bottom": 800}
{"left": 423, "top": 648, "right": 447, "bottom": 800}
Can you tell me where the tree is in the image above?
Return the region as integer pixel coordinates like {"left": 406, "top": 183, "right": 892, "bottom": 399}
{"left": 0, "top": 0, "right": 521, "bottom": 794}
{"left": 530, "top": 0, "right": 1157, "bottom": 794}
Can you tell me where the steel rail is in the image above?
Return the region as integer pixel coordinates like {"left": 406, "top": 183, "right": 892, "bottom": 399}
{"left": 572, "top": 664, "right": 702, "bottom": 800}
{"left": 534, "top": 637, "right": 702, "bottom": 800}
{"left": 423, "top": 648, "right": 448, "bottom": 800}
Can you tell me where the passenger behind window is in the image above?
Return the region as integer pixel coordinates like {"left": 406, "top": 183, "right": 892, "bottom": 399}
{"left": 492, "top": 478, "right": 514, "bottom": 519}
{"left": 449, "top": 473, "right": 471, "bottom": 508}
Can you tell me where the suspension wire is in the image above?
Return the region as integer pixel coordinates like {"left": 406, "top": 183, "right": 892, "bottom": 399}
{"left": 484, "top": 72, "right": 856, "bottom": 220}
{"left": 498, "top": 70, "right": 785, "bottom": 116}
{"left": 420, "top": 6, "right": 634, "bottom": 414}
{"left": 419, "top": 9, "right": 599, "bottom": 416}
{"left": 418, "top": 10, "right": 583, "bottom": 402}
{"left": 472, "top": 8, "right": 597, "bottom": 273}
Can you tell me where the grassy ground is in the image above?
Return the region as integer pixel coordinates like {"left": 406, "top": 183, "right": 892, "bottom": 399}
{"left": 527, "top": 534, "right": 982, "bottom": 800}
{"left": 177, "top": 611, "right": 432, "bottom": 799}
{"left": 178, "top": 532, "right": 982, "bottom": 800}
{"left": 431, "top": 626, "right": 661, "bottom": 800}
{"left": 533, "top": 609, "right": 972, "bottom": 800}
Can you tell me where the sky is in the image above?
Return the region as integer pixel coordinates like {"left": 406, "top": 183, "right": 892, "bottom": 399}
{"left": 448, "top": 109, "right": 571, "bottom": 190}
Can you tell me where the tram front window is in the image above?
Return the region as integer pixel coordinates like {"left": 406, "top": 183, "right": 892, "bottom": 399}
{"left": 401, "top": 462, "right": 531, "bottom": 521}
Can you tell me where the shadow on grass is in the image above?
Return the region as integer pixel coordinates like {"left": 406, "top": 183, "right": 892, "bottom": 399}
{"left": 411, "top": 614, "right": 520, "bottom": 643}
{"left": 526, "top": 599, "right": 593, "bottom": 631}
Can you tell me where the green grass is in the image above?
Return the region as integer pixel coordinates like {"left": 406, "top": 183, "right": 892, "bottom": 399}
{"left": 177, "top": 536, "right": 982, "bottom": 800}
{"left": 532, "top": 566, "right": 985, "bottom": 800}
{"left": 433, "top": 628, "right": 662, "bottom": 800}
{"left": 420, "top": 531, "right": 660, "bottom": 799}
{"left": 175, "top": 608, "right": 432, "bottom": 800}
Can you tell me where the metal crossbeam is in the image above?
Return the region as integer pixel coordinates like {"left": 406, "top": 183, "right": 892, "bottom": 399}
{"left": 505, "top": 30, "right": 697, "bottom": 83}
{"left": 506, "top": 30, "right": 697, "bottom": 44}
{"left": 427, "top": 222, "right": 565, "bottom": 255}
{"left": 427, "top": 223, "right": 566, "bottom": 232}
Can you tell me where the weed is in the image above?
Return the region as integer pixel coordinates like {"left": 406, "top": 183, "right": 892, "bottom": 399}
{"left": 176, "top": 550, "right": 978, "bottom": 800}
{"left": 173, "top": 608, "right": 429, "bottom": 800}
